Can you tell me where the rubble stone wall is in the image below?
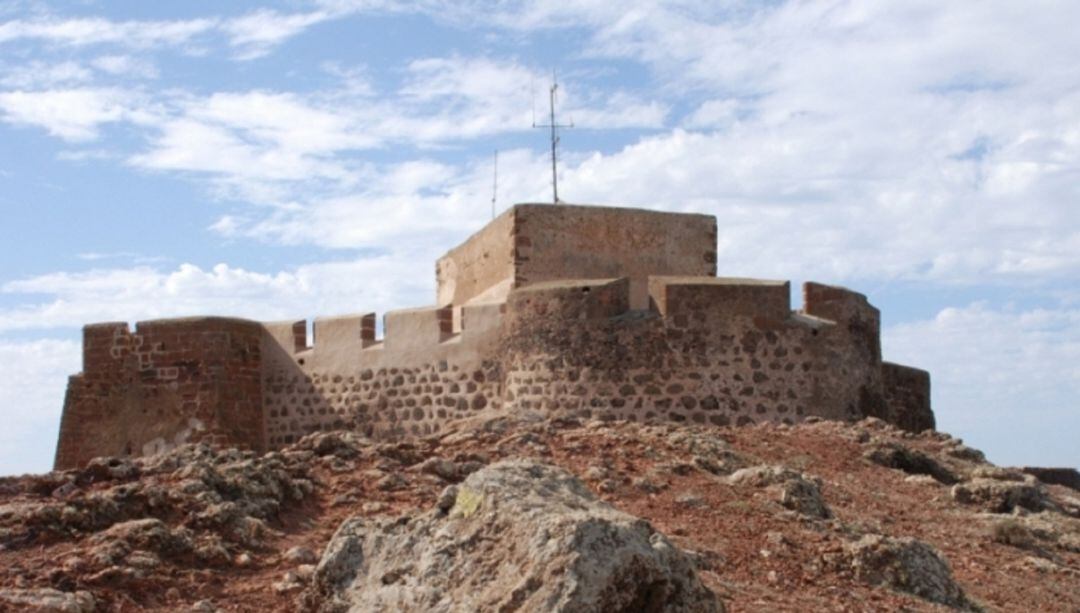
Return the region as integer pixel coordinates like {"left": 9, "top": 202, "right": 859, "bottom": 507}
{"left": 257, "top": 303, "right": 505, "bottom": 447}
{"left": 500, "top": 278, "right": 896, "bottom": 428}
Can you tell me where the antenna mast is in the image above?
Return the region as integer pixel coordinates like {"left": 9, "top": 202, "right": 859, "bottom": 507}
{"left": 491, "top": 149, "right": 498, "bottom": 219}
{"left": 533, "top": 73, "right": 573, "bottom": 204}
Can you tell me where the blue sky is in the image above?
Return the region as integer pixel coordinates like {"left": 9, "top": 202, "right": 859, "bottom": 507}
{"left": 0, "top": 1, "right": 1077, "bottom": 475}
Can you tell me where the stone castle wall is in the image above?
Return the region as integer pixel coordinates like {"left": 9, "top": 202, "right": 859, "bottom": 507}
{"left": 54, "top": 318, "right": 264, "bottom": 470}
{"left": 436, "top": 204, "right": 716, "bottom": 309}
{"left": 256, "top": 303, "right": 505, "bottom": 448}
{"left": 54, "top": 204, "right": 934, "bottom": 469}
{"left": 56, "top": 277, "right": 932, "bottom": 469}
{"left": 499, "top": 277, "right": 907, "bottom": 428}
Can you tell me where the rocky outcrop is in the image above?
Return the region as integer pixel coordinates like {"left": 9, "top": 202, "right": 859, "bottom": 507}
{"left": 843, "top": 535, "right": 975, "bottom": 610}
{"left": 0, "top": 588, "right": 95, "bottom": 612}
{"left": 1021, "top": 467, "right": 1080, "bottom": 492}
{"left": 1, "top": 417, "right": 1079, "bottom": 611}
{"left": 727, "top": 465, "right": 832, "bottom": 519}
{"left": 864, "top": 442, "right": 959, "bottom": 485}
{"left": 303, "top": 460, "right": 721, "bottom": 613}
{"left": 952, "top": 479, "right": 1048, "bottom": 513}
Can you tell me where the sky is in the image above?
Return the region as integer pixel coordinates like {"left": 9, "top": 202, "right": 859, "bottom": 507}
{"left": 0, "top": 0, "right": 1077, "bottom": 475}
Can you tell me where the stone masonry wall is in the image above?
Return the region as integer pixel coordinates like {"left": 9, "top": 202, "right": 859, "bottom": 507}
{"left": 499, "top": 277, "right": 904, "bottom": 428}
{"left": 436, "top": 204, "right": 717, "bottom": 309}
{"left": 54, "top": 318, "right": 264, "bottom": 470}
{"left": 881, "top": 362, "right": 934, "bottom": 432}
{"left": 55, "top": 275, "right": 932, "bottom": 469}
{"left": 257, "top": 304, "right": 505, "bottom": 447}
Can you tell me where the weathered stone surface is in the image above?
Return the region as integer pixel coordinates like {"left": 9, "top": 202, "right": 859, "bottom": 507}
{"left": 303, "top": 459, "right": 721, "bottom": 613}
{"left": 728, "top": 465, "right": 832, "bottom": 519}
{"left": 864, "top": 443, "right": 959, "bottom": 485}
{"left": 952, "top": 479, "right": 1048, "bottom": 513}
{"left": 1021, "top": 467, "right": 1080, "bottom": 492}
{"left": 0, "top": 588, "right": 95, "bottom": 612}
{"left": 844, "top": 535, "right": 975, "bottom": 610}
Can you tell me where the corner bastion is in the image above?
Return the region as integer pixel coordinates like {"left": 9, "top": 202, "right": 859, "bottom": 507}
{"left": 54, "top": 204, "right": 933, "bottom": 469}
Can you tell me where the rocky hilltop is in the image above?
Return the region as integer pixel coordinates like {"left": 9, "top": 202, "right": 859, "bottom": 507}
{"left": 1, "top": 415, "right": 1078, "bottom": 612}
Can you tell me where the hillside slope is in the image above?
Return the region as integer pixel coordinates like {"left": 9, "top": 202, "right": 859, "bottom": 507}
{"left": 1, "top": 415, "right": 1078, "bottom": 611}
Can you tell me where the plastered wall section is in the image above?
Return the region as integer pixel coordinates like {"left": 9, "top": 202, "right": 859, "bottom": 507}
{"left": 54, "top": 318, "right": 264, "bottom": 470}
{"left": 498, "top": 276, "right": 918, "bottom": 429}
{"left": 435, "top": 207, "right": 516, "bottom": 307}
{"left": 258, "top": 300, "right": 506, "bottom": 447}
{"left": 436, "top": 204, "right": 718, "bottom": 309}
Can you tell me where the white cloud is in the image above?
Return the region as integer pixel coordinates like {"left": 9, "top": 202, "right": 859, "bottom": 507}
{"left": 0, "top": 60, "right": 91, "bottom": 88}
{"left": 0, "top": 87, "right": 132, "bottom": 140}
{"left": 884, "top": 302, "right": 1080, "bottom": 467}
{"left": 223, "top": 9, "right": 331, "bottom": 59}
{"left": 0, "top": 16, "right": 217, "bottom": 48}
{"left": 91, "top": 54, "right": 158, "bottom": 79}
{"left": 0, "top": 339, "right": 80, "bottom": 476}
{"left": 0, "top": 257, "right": 436, "bottom": 334}
{"left": 0, "top": 8, "right": 351, "bottom": 58}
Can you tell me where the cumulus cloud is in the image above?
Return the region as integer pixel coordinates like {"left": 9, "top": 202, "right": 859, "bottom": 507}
{"left": 0, "top": 87, "right": 133, "bottom": 140}
{"left": 884, "top": 302, "right": 1080, "bottom": 467}
{"left": 0, "top": 257, "right": 436, "bottom": 334}
{"left": 0, "top": 339, "right": 80, "bottom": 476}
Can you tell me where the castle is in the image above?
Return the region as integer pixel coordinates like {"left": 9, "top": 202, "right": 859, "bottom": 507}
{"left": 54, "top": 204, "right": 933, "bottom": 469}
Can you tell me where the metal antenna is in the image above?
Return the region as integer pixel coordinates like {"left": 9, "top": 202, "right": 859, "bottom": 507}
{"left": 532, "top": 70, "right": 573, "bottom": 204}
{"left": 491, "top": 149, "right": 498, "bottom": 219}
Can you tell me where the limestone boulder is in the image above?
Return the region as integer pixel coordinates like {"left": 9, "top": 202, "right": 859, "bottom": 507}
{"left": 302, "top": 459, "right": 722, "bottom": 613}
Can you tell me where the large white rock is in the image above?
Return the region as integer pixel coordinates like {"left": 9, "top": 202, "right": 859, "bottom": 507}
{"left": 303, "top": 459, "right": 722, "bottom": 612}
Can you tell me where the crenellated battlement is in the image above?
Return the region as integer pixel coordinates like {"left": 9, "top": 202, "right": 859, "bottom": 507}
{"left": 55, "top": 204, "right": 933, "bottom": 469}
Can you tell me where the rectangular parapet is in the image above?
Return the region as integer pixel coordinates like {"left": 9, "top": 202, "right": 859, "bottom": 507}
{"left": 648, "top": 276, "right": 791, "bottom": 322}
{"left": 506, "top": 278, "right": 630, "bottom": 323}
{"left": 81, "top": 322, "right": 130, "bottom": 371}
{"left": 437, "top": 204, "right": 717, "bottom": 310}
{"left": 131, "top": 317, "right": 265, "bottom": 363}
{"left": 262, "top": 320, "right": 307, "bottom": 354}
{"left": 383, "top": 306, "right": 454, "bottom": 352}
{"left": 460, "top": 302, "right": 504, "bottom": 337}
{"left": 313, "top": 313, "right": 378, "bottom": 351}
{"left": 436, "top": 207, "right": 516, "bottom": 307}
{"left": 512, "top": 204, "right": 717, "bottom": 310}
{"left": 882, "top": 362, "right": 934, "bottom": 433}
{"left": 803, "top": 282, "right": 881, "bottom": 361}
{"left": 803, "top": 282, "right": 880, "bottom": 326}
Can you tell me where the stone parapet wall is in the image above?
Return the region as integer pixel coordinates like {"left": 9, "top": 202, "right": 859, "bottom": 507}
{"left": 881, "top": 362, "right": 934, "bottom": 432}
{"left": 257, "top": 302, "right": 505, "bottom": 448}
{"left": 501, "top": 277, "right": 883, "bottom": 428}
{"left": 54, "top": 318, "right": 264, "bottom": 469}
{"left": 436, "top": 204, "right": 717, "bottom": 309}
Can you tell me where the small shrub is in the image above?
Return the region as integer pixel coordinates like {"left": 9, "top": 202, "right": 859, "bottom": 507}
{"left": 991, "top": 519, "right": 1036, "bottom": 549}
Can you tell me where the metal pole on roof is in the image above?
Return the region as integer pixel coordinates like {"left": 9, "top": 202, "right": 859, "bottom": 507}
{"left": 533, "top": 71, "right": 573, "bottom": 204}
{"left": 491, "top": 149, "right": 498, "bottom": 219}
